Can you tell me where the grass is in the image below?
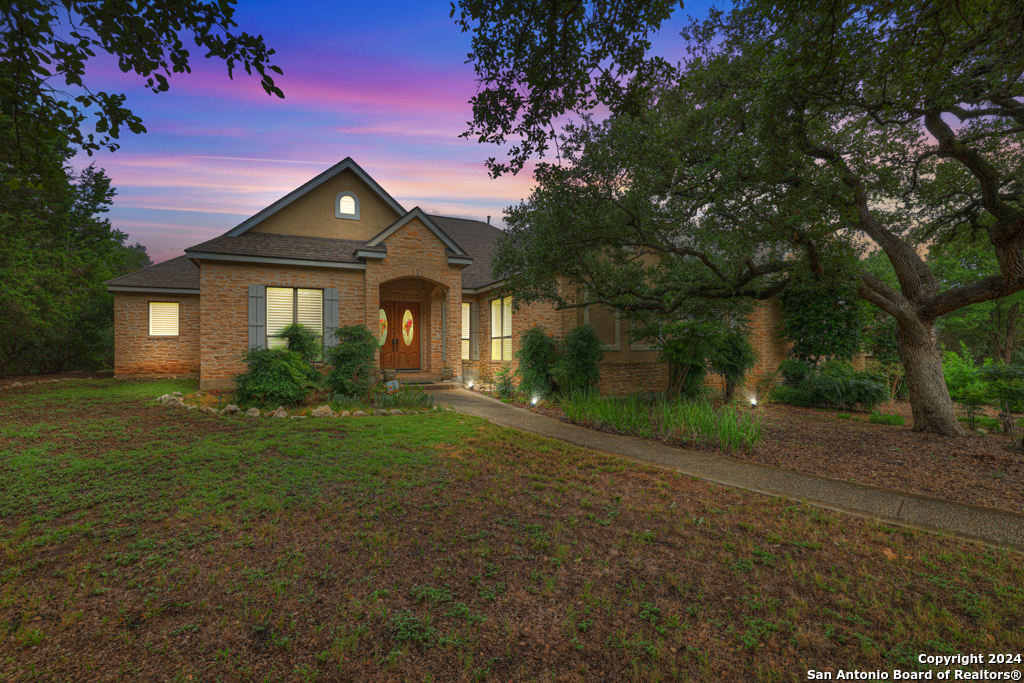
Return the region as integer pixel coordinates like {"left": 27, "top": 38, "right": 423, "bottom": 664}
{"left": 869, "top": 412, "right": 906, "bottom": 426}
{"left": 0, "top": 378, "right": 1022, "bottom": 682}
{"left": 561, "top": 391, "right": 763, "bottom": 452}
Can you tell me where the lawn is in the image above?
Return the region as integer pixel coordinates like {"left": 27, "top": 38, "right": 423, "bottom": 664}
{"left": 1, "top": 379, "right": 1022, "bottom": 682}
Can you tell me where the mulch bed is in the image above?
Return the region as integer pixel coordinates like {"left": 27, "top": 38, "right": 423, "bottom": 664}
{"left": 478, "top": 390, "right": 1024, "bottom": 515}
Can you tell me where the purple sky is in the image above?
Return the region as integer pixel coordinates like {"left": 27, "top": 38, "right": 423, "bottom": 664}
{"left": 71, "top": 0, "right": 710, "bottom": 264}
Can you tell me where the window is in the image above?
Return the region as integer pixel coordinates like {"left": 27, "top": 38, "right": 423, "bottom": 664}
{"left": 149, "top": 302, "right": 179, "bottom": 336}
{"left": 490, "top": 296, "right": 512, "bottom": 360}
{"left": 266, "top": 287, "right": 323, "bottom": 351}
{"left": 461, "top": 303, "right": 471, "bottom": 360}
{"left": 335, "top": 191, "right": 360, "bottom": 219}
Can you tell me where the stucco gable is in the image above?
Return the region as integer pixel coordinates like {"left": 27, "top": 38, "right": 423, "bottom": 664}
{"left": 226, "top": 158, "right": 406, "bottom": 242}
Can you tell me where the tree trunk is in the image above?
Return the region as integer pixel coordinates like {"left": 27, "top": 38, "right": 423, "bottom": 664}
{"left": 896, "top": 317, "right": 965, "bottom": 436}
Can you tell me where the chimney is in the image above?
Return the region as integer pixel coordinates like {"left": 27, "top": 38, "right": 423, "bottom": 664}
{"left": 486, "top": 216, "right": 491, "bottom": 225}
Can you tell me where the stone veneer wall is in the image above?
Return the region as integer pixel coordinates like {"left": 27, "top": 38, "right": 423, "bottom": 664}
{"left": 198, "top": 261, "right": 365, "bottom": 388}
{"left": 462, "top": 282, "right": 577, "bottom": 382}
{"left": 596, "top": 361, "right": 670, "bottom": 395}
{"left": 363, "top": 217, "right": 463, "bottom": 378}
{"left": 113, "top": 292, "right": 201, "bottom": 376}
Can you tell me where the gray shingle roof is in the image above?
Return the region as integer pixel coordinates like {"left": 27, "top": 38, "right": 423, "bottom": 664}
{"left": 428, "top": 215, "right": 504, "bottom": 289}
{"left": 104, "top": 255, "right": 200, "bottom": 290}
{"left": 186, "top": 232, "right": 365, "bottom": 263}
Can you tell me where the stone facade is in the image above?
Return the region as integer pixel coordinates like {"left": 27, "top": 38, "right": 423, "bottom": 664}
{"left": 198, "top": 261, "right": 365, "bottom": 388}
{"left": 113, "top": 292, "right": 200, "bottom": 376}
{"left": 363, "top": 218, "right": 464, "bottom": 376}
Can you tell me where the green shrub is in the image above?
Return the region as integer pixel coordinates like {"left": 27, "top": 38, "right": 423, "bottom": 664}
{"left": 233, "top": 347, "right": 315, "bottom": 407}
{"left": 836, "top": 413, "right": 851, "bottom": 420}
{"left": 708, "top": 330, "right": 757, "bottom": 402}
{"left": 515, "top": 326, "right": 558, "bottom": 396}
{"left": 495, "top": 363, "right": 516, "bottom": 399}
{"left": 942, "top": 342, "right": 986, "bottom": 401}
{"left": 324, "top": 326, "right": 379, "bottom": 399}
{"left": 772, "top": 360, "right": 888, "bottom": 411}
{"left": 278, "top": 323, "right": 322, "bottom": 363}
{"left": 371, "top": 384, "right": 436, "bottom": 411}
{"left": 552, "top": 325, "right": 604, "bottom": 395}
{"left": 869, "top": 412, "right": 905, "bottom": 426}
{"left": 980, "top": 361, "right": 1024, "bottom": 413}
{"left": 778, "top": 359, "right": 812, "bottom": 387}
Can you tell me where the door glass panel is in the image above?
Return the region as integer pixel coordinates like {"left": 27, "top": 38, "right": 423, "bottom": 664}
{"left": 378, "top": 308, "right": 388, "bottom": 346}
{"left": 402, "top": 308, "right": 415, "bottom": 346}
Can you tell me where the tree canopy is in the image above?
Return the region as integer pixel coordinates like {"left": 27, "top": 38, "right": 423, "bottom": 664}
{"left": 463, "top": 0, "right": 1024, "bottom": 435}
{"left": 0, "top": 117, "right": 149, "bottom": 376}
{"left": 1, "top": 0, "right": 283, "bottom": 186}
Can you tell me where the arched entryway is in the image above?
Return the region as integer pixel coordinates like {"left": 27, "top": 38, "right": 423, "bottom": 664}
{"left": 377, "top": 277, "right": 447, "bottom": 373}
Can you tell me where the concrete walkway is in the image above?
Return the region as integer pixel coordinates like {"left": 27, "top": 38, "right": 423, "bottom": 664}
{"left": 442, "top": 390, "right": 1024, "bottom": 551}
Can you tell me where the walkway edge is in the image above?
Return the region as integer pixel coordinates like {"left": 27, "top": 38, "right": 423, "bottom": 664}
{"left": 442, "top": 390, "right": 1024, "bottom": 552}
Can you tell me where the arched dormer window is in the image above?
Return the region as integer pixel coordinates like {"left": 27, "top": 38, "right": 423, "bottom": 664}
{"left": 335, "top": 191, "right": 360, "bottom": 220}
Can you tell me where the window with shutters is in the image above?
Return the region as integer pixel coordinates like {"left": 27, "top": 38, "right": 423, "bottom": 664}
{"left": 149, "top": 302, "right": 179, "bottom": 336}
{"left": 461, "top": 303, "right": 471, "bottom": 360}
{"left": 266, "top": 287, "right": 324, "bottom": 353}
{"left": 490, "top": 296, "right": 513, "bottom": 361}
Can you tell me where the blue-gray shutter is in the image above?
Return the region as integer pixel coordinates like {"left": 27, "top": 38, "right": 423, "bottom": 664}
{"left": 248, "top": 285, "right": 266, "bottom": 349}
{"left": 469, "top": 301, "right": 479, "bottom": 360}
{"left": 324, "top": 288, "right": 340, "bottom": 347}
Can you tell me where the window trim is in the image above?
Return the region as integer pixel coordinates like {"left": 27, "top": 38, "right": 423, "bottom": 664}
{"left": 334, "top": 191, "right": 361, "bottom": 220}
{"left": 583, "top": 305, "right": 621, "bottom": 351}
{"left": 490, "top": 296, "right": 513, "bottom": 361}
{"left": 148, "top": 301, "right": 180, "bottom": 337}
{"left": 266, "top": 287, "right": 325, "bottom": 355}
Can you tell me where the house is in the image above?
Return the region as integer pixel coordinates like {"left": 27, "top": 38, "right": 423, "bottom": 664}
{"left": 105, "top": 158, "right": 791, "bottom": 393}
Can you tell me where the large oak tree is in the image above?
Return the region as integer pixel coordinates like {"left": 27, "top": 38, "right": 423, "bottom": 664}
{"left": 456, "top": 0, "right": 1024, "bottom": 435}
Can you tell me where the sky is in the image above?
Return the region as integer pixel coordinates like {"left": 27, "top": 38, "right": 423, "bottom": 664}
{"left": 71, "top": 0, "right": 711, "bottom": 264}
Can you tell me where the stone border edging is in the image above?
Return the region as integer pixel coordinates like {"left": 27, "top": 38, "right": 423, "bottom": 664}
{"left": 442, "top": 390, "right": 1024, "bottom": 553}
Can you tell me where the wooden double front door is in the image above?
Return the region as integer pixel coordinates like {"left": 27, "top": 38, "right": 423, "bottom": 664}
{"left": 379, "top": 302, "right": 420, "bottom": 370}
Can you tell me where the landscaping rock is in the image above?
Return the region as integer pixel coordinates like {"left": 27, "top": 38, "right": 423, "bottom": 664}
{"left": 199, "top": 406, "right": 219, "bottom": 415}
{"left": 352, "top": 411, "right": 369, "bottom": 417}
{"left": 409, "top": 411, "right": 419, "bottom": 415}
{"left": 976, "top": 428, "right": 988, "bottom": 435}
{"left": 171, "top": 391, "right": 183, "bottom": 398}
{"left": 339, "top": 410, "right": 351, "bottom": 417}
{"left": 388, "top": 409, "right": 404, "bottom": 416}
{"left": 11, "top": 382, "right": 23, "bottom": 387}
{"left": 289, "top": 415, "right": 307, "bottom": 419}
{"left": 185, "top": 405, "right": 196, "bottom": 411}
{"left": 245, "top": 407, "right": 261, "bottom": 417}
{"left": 372, "top": 409, "right": 388, "bottom": 416}
{"left": 311, "top": 405, "right": 337, "bottom": 418}
{"left": 157, "top": 394, "right": 170, "bottom": 403}
{"left": 269, "top": 407, "right": 288, "bottom": 418}
{"left": 221, "top": 404, "right": 240, "bottom": 416}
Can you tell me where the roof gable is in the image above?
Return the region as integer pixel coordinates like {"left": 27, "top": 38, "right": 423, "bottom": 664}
{"left": 363, "top": 207, "right": 469, "bottom": 256}
{"left": 225, "top": 158, "right": 406, "bottom": 238}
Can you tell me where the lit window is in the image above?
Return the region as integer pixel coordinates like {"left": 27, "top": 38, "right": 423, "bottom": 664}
{"left": 149, "top": 302, "right": 179, "bottom": 336}
{"left": 462, "top": 302, "right": 471, "bottom": 360}
{"left": 267, "top": 287, "right": 324, "bottom": 353}
{"left": 335, "top": 191, "right": 359, "bottom": 219}
{"left": 490, "top": 296, "right": 512, "bottom": 360}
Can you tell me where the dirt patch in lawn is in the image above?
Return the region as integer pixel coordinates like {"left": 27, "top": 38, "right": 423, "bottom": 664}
{"left": 480, "top": 390, "right": 1024, "bottom": 515}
